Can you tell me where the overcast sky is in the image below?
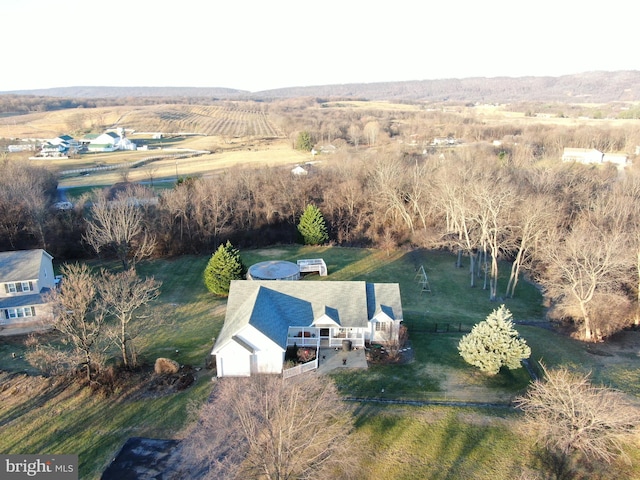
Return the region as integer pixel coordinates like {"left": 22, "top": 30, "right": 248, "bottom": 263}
{"left": 2, "top": 0, "right": 637, "bottom": 92}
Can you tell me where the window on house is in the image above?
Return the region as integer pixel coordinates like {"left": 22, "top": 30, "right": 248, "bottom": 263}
{"left": 375, "top": 321, "right": 388, "bottom": 332}
{"left": 4, "top": 307, "right": 36, "bottom": 319}
{"left": 4, "top": 281, "right": 34, "bottom": 294}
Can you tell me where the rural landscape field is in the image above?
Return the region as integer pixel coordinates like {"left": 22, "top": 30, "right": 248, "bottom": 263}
{"left": 1, "top": 80, "right": 640, "bottom": 479}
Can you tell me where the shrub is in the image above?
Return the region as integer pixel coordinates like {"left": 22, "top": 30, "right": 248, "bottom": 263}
{"left": 297, "top": 348, "right": 316, "bottom": 363}
{"left": 154, "top": 357, "right": 180, "bottom": 375}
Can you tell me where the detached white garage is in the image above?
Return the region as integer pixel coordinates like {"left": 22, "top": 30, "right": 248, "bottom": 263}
{"left": 213, "top": 323, "right": 285, "bottom": 377}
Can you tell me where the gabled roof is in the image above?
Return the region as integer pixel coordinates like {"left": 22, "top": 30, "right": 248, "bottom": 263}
{"left": 232, "top": 335, "right": 256, "bottom": 353}
{"left": 213, "top": 280, "right": 402, "bottom": 354}
{"left": 89, "top": 132, "right": 119, "bottom": 145}
{"left": 366, "top": 283, "right": 403, "bottom": 322}
{"left": 0, "top": 250, "right": 52, "bottom": 283}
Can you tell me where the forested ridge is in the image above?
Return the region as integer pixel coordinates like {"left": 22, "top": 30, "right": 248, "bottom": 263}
{"left": 3, "top": 70, "right": 640, "bottom": 106}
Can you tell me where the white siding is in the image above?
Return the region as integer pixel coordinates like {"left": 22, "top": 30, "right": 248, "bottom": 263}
{"left": 215, "top": 341, "right": 251, "bottom": 377}
{"left": 39, "top": 251, "right": 55, "bottom": 290}
{"left": 370, "top": 312, "right": 399, "bottom": 343}
{"left": 254, "top": 350, "right": 285, "bottom": 374}
{"left": 214, "top": 325, "right": 285, "bottom": 377}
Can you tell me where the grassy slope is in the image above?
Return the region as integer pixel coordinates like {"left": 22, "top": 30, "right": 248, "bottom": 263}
{"left": 1, "top": 246, "right": 639, "bottom": 479}
{"left": 0, "top": 255, "right": 222, "bottom": 478}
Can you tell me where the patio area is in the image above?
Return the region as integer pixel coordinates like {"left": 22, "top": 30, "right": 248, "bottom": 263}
{"left": 316, "top": 346, "right": 368, "bottom": 374}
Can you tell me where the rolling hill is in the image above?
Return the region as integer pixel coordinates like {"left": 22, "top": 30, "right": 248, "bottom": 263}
{"left": 3, "top": 71, "right": 640, "bottom": 103}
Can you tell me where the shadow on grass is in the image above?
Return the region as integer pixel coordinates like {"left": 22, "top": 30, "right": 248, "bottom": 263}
{"left": 331, "top": 363, "right": 441, "bottom": 400}
{"left": 353, "top": 404, "right": 528, "bottom": 479}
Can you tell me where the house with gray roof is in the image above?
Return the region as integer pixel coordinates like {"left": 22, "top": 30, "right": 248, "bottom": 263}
{"left": 0, "top": 249, "right": 56, "bottom": 329}
{"left": 211, "top": 280, "right": 403, "bottom": 377}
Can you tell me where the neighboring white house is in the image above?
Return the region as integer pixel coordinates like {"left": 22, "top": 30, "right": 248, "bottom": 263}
{"left": 562, "top": 148, "right": 629, "bottom": 167}
{"left": 603, "top": 152, "right": 629, "bottom": 167}
{"left": 0, "top": 249, "right": 56, "bottom": 328}
{"left": 562, "top": 148, "right": 604, "bottom": 164}
{"left": 88, "top": 131, "right": 137, "bottom": 152}
{"left": 49, "top": 135, "right": 78, "bottom": 148}
{"left": 211, "top": 280, "right": 404, "bottom": 377}
{"left": 88, "top": 132, "right": 119, "bottom": 152}
{"left": 38, "top": 142, "right": 68, "bottom": 158}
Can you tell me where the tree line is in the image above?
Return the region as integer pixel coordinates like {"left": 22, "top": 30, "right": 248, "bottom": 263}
{"left": 4, "top": 115, "right": 640, "bottom": 342}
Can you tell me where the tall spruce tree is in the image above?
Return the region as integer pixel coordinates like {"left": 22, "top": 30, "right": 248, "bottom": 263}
{"left": 458, "top": 305, "right": 531, "bottom": 375}
{"left": 204, "top": 241, "right": 246, "bottom": 296}
{"left": 297, "top": 204, "right": 329, "bottom": 245}
{"left": 296, "top": 131, "right": 313, "bottom": 151}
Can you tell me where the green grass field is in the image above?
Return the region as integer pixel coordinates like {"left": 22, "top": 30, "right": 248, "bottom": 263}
{"left": 1, "top": 246, "right": 639, "bottom": 479}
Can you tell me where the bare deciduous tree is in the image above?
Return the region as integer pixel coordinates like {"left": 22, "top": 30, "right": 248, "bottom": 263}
{"left": 347, "top": 124, "right": 362, "bottom": 149}
{"left": 176, "top": 375, "right": 358, "bottom": 480}
{"left": 84, "top": 188, "right": 156, "bottom": 269}
{"left": 363, "top": 121, "right": 380, "bottom": 146}
{"left": 542, "top": 218, "right": 629, "bottom": 341}
{"left": 48, "top": 263, "right": 107, "bottom": 381}
{"left": 0, "top": 160, "right": 56, "bottom": 250}
{"left": 431, "top": 158, "right": 482, "bottom": 286}
{"left": 515, "top": 365, "right": 640, "bottom": 476}
{"left": 504, "top": 194, "right": 555, "bottom": 298}
{"left": 471, "top": 176, "right": 516, "bottom": 301}
{"left": 100, "top": 268, "right": 161, "bottom": 368}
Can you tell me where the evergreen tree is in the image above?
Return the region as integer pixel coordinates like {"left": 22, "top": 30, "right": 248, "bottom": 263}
{"left": 296, "top": 131, "right": 313, "bottom": 151}
{"left": 204, "top": 241, "right": 246, "bottom": 296}
{"left": 297, "top": 204, "right": 329, "bottom": 245}
{"left": 458, "top": 305, "right": 531, "bottom": 375}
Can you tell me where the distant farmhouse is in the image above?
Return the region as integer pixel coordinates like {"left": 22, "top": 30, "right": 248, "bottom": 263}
{"left": 35, "top": 135, "right": 80, "bottom": 158}
{"left": 85, "top": 129, "right": 137, "bottom": 152}
{"left": 0, "top": 249, "right": 56, "bottom": 329}
{"left": 211, "top": 280, "right": 403, "bottom": 377}
{"left": 562, "top": 147, "right": 629, "bottom": 167}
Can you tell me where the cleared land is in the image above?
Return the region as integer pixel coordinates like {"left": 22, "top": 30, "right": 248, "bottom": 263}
{"left": 0, "top": 103, "right": 283, "bottom": 139}
{"left": 2, "top": 103, "right": 307, "bottom": 189}
{"left": 52, "top": 137, "right": 311, "bottom": 190}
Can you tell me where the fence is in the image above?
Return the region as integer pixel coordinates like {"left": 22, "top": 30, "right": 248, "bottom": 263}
{"left": 60, "top": 150, "right": 209, "bottom": 176}
{"left": 282, "top": 356, "right": 318, "bottom": 379}
{"left": 410, "top": 323, "right": 471, "bottom": 334}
